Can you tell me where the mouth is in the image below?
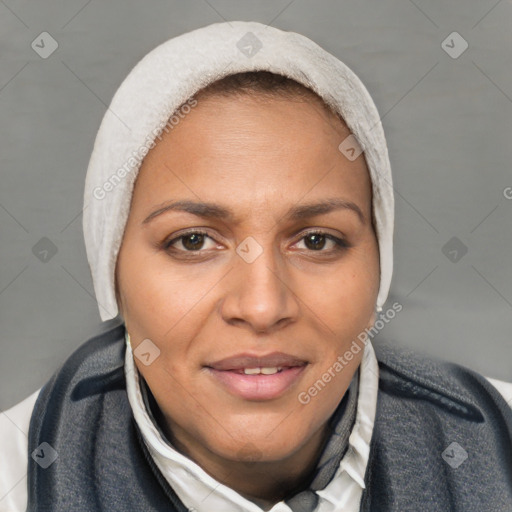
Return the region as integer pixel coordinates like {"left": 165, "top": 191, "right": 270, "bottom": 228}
{"left": 205, "top": 352, "right": 308, "bottom": 401}
{"left": 229, "top": 366, "right": 286, "bottom": 375}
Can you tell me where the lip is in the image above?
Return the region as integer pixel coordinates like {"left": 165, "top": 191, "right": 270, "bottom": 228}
{"left": 206, "top": 352, "right": 308, "bottom": 371}
{"left": 205, "top": 352, "right": 308, "bottom": 401}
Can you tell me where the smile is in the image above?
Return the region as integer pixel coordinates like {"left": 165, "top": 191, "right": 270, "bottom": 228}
{"left": 205, "top": 352, "right": 308, "bottom": 400}
{"left": 238, "top": 367, "right": 283, "bottom": 375}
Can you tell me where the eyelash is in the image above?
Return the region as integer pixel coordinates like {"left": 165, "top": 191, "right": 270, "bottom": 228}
{"left": 161, "top": 229, "right": 349, "bottom": 257}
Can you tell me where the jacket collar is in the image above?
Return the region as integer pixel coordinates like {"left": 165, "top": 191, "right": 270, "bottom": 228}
{"left": 373, "top": 340, "right": 484, "bottom": 421}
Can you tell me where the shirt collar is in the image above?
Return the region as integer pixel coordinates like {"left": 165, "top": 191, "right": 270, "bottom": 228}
{"left": 124, "top": 334, "right": 379, "bottom": 512}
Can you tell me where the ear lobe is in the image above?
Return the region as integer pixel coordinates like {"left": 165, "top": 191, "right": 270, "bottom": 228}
{"left": 367, "top": 310, "right": 377, "bottom": 330}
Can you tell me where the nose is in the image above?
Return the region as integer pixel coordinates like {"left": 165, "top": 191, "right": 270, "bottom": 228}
{"left": 220, "top": 241, "right": 300, "bottom": 334}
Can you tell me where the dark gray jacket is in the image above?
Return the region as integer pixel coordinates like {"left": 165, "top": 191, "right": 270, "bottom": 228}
{"left": 27, "top": 322, "right": 512, "bottom": 511}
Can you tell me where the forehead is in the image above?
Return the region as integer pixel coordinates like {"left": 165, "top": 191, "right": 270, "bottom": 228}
{"left": 131, "top": 94, "right": 372, "bottom": 221}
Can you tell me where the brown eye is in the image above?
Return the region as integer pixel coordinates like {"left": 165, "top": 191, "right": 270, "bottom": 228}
{"left": 304, "top": 233, "right": 327, "bottom": 250}
{"left": 181, "top": 233, "right": 206, "bottom": 251}
{"left": 296, "top": 231, "right": 347, "bottom": 252}
{"left": 163, "top": 230, "right": 216, "bottom": 252}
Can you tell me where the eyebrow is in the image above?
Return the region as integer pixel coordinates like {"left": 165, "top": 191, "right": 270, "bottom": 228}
{"left": 141, "top": 198, "right": 366, "bottom": 225}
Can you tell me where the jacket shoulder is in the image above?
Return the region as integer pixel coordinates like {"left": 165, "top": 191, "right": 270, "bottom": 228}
{"left": 1, "top": 321, "right": 126, "bottom": 512}
{"left": 361, "top": 340, "right": 512, "bottom": 511}
{"left": 373, "top": 339, "right": 512, "bottom": 421}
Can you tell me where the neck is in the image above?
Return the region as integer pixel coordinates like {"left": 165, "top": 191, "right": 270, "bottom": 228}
{"left": 167, "top": 419, "right": 332, "bottom": 506}
{"left": 140, "top": 376, "right": 353, "bottom": 506}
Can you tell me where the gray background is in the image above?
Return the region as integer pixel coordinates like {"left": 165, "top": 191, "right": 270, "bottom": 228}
{"left": 1, "top": 0, "right": 511, "bottom": 411}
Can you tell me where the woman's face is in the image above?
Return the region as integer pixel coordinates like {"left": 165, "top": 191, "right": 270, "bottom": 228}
{"left": 116, "top": 92, "right": 379, "bottom": 468}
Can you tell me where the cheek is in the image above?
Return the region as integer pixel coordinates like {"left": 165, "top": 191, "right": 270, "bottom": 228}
{"left": 118, "top": 244, "right": 207, "bottom": 332}
{"left": 304, "top": 248, "right": 378, "bottom": 334}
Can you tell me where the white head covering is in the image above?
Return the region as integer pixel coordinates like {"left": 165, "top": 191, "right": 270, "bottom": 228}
{"left": 83, "top": 20, "right": 394, "bottom": 322}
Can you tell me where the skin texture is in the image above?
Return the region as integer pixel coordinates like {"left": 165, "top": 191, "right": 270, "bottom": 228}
{"left": 115, "top": 91, "right": 379, "bottom": 507}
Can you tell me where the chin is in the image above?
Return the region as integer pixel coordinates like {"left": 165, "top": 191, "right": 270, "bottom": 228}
{"left": 206, "top": 427, "right": 311, "bottom": 464}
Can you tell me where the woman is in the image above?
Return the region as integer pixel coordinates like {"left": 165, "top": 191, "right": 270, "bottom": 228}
{"left": 1, "top": 20, "right": 511, "bottom": 512}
